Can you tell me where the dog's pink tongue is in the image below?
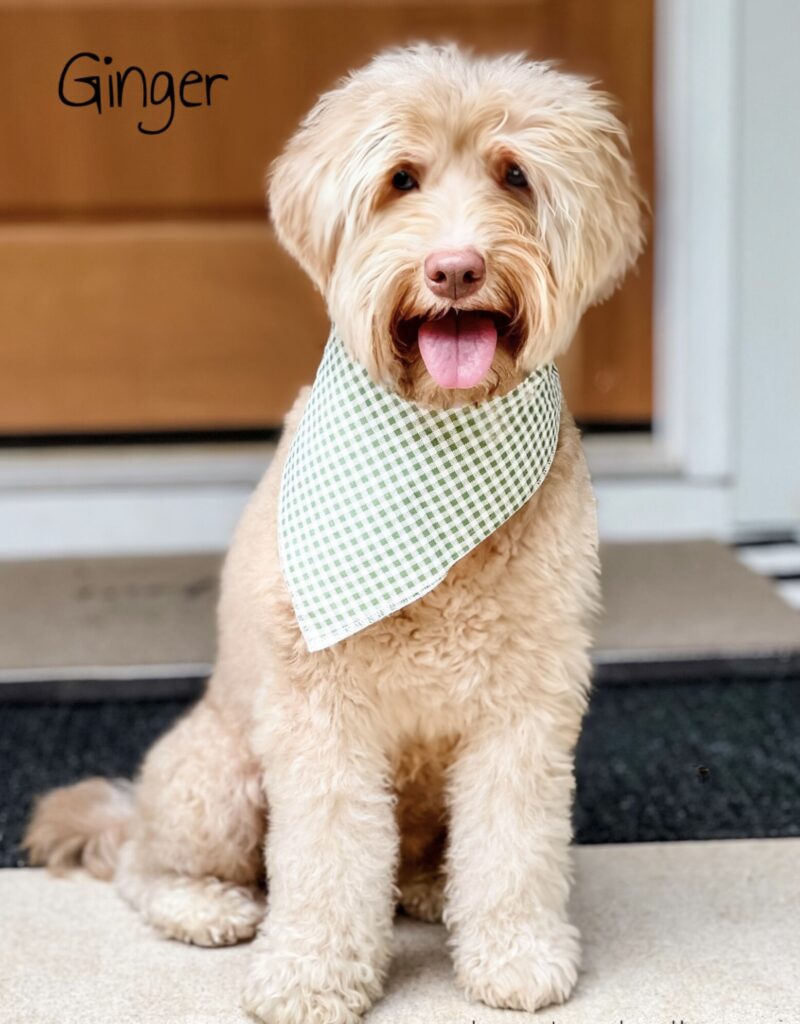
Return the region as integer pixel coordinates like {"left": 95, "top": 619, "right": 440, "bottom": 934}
{"left": 418, "top": 312, "right": 498, "bottom": 389}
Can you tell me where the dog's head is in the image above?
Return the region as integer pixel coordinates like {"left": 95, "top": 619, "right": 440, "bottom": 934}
{"left": 269, "top": 44, "right": 645, "bottom": 407}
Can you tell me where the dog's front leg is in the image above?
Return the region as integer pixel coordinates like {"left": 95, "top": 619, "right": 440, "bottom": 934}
{"left": 243, "top": 689, "right": 397, "bottom": 1024}
{"left": 445, "top": 694, "right": 584, "bottom": 1012}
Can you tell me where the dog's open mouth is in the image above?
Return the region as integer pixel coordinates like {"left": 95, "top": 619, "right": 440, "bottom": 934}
{"left": 396, "top": 311, "right": 513, "bottom": 390}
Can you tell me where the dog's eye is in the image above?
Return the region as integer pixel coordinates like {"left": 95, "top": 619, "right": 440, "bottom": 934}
{"left": 505, "top": 165, "right": 528, "bottom": 189}
{"left": 392, "top": 170, "right": 418, "bottom": 192}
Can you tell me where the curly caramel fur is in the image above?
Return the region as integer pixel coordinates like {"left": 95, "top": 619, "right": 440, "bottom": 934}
{"left": 26, "top": 43, "right": 643, "bottom": 1023}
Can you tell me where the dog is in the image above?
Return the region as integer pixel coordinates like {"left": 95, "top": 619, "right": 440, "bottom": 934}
{"left": 26, "top": 44, "right": 644, "bottom": 1023}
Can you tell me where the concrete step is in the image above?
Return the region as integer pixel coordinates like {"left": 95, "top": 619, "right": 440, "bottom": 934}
{"left": 1, "top": 541, "right": 799, "bottom": 699}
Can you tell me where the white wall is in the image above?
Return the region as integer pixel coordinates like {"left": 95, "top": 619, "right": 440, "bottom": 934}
{"left": 734, "top": 0, "right": 800, "bottom": 529}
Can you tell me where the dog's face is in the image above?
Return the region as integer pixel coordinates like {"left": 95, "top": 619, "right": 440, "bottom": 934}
{"left": 270, "top": 45, "right": 644, "bottom": 408}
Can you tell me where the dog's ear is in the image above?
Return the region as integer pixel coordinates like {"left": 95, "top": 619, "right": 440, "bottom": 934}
{"left": 268, "top": 88, "right": 357, "bottom": 293}
{"left": 519, "top": 70, "right": 646, "bottom": 313}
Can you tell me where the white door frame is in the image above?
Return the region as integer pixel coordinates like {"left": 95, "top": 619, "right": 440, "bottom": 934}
{"left": 0, "top": 0, "right": 748, "bottom": 557}
{"left": 733, "top": 0, "right": 800, "bottom": 531}
{"left": 587, "top": 0, "right": 740, "bottom": 539}
{"left": 651, "top": 0, "right": 737, "bottom": 479}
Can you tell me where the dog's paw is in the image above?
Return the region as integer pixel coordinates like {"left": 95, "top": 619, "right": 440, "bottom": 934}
{"left": 399, "top": 872, "right": 445, "bottom": 923}
{"left": 242, "top": 945, "right": 381, "bottom": 1024}
{"left": 454, "top": 915, "right": 580, "bottom": 1012}
{"left": 148, "top": 879, "right": 264, "bottom": 947}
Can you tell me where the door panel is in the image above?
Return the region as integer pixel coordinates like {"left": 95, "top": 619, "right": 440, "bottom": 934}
{"left": 0, "top": 223, "right": 325, "bottom": 431}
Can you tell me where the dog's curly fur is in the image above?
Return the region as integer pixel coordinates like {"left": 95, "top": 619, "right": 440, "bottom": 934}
{"left": 25, "top": 44, "right": 644, "bottom": 1022}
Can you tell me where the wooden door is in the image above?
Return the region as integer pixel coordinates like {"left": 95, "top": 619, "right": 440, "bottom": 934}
{"left": 0, "top": 0, "right": 652, "bottom": 435}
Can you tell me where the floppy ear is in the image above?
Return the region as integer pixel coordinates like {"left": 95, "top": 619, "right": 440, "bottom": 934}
{"left": 267, "top": 91, "right": 348, "bottom": 293}
{"left": 517, "top": 70, "right": 646, "bottom": 313}
{"left": 572, "top": 90, "right": 646, "bottom": 309}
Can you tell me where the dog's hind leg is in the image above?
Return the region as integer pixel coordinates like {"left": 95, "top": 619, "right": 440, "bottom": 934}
{"left": 25, "top": 696, "right": 266, "bottom": 946}
{"left": 398, "top": 869, "right": 446, "bottom": 923}
{"left": 116, "top": 845, "right": 264, "bottom": 947}
{"left": 394, "top": 737, "right": 452, "bottom": 923}
{"left": 117, "top": 697, "right": 267, "bottom": 946}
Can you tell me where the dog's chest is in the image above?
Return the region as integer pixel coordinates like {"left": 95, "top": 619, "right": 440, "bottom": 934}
{"left": 350, "top": 502, "right": 538, "bottom": 717}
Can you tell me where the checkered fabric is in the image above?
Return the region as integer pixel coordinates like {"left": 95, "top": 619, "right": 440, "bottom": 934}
{"left": 278, "top": 329, "right": 562, "bottom": 651}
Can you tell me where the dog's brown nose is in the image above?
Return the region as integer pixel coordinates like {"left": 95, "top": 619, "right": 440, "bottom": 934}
{"left": 424, "top": 249, "right": 485, "bottom": 300}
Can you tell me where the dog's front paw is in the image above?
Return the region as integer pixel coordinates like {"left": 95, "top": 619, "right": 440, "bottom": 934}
{"left": 242, "top": 943, "right": 382, "bottom": 1024}
{"left": 454, "top": 915, "right": 580, "bottom": 1012}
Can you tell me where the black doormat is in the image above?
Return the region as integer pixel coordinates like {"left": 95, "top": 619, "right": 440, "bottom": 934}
{"left": 2, "top": 676, "right": 799, "bottom": 867}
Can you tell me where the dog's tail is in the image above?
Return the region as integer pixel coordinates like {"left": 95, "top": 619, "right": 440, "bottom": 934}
{"left": 23, "top": 777, "right": 134, "bottom": 881}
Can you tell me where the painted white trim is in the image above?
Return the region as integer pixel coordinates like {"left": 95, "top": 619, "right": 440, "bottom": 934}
{"left": 733, "top": 0, "right": 800, "bottom": 528}
{"left": 583, "top": 433, "right": 681, "bottom": 478}
{"left": 0, "top": 433, "right": 702, "bottom": 495}
{"left": 0, "top": 476, "right": 734, "bottom": 561}
{"left": 0, "top": 486, "right": 248, "bottom": 560}
{"left": 594, "top": 478, "right": 732, "bottom": 542}
{"left": 0, "top": 443, "right": 274, "bottom": 492}
{"left": 653, "top": 0, "right": 738, "bottom": 478}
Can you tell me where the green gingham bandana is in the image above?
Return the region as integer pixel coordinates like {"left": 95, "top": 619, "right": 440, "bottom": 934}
{"left": 278, "top": 329, "right": 562, "bottom": 652}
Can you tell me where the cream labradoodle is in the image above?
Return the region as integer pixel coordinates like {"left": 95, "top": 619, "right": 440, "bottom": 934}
{"left": 26, "top": 44, "right": 643, "bottom": 1022}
